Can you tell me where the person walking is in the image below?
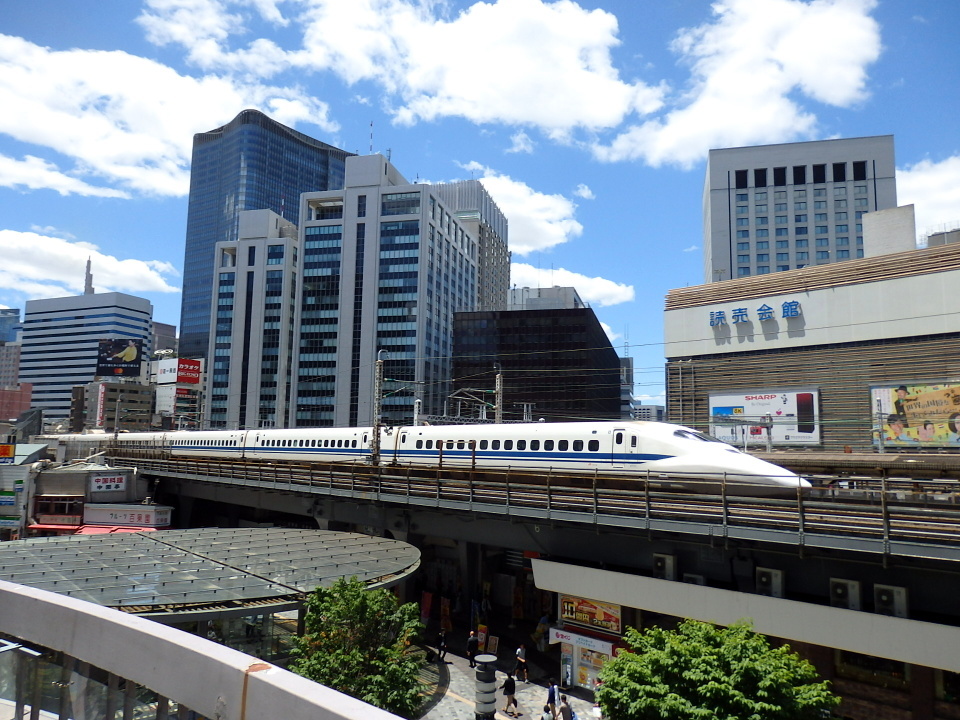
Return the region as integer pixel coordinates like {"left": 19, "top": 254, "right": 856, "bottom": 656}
{"left": 540, "top": 704, "right": 554, "bottom": 720}
{"left": 466, "top": 629, "right": 479, "bottom": 668}
{"left": 500, "top": 672, "right": 518, "bottom": 717}
{"left": 435, "top": 628, "right": 447, "bottom": 662}
{"left": 514, "top": 643, "right": 529, "bottom": 681}
{"left": 558, "top": 694, "right": 573, "bottom": 720}
{"left": 546, "top": 678, "right": 560, "bottom": 718}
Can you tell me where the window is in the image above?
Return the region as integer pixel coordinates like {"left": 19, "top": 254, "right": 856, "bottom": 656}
{"left": 794, "top": 189, "right": 806, "bottom": 199}
{"left": 773, "top": 167, "right": 787, "bottom": 186}
{"left": 478, "top": 440, "right": 486, "bottom": 449}
{"left": 492, "top": 440, "right": 500, "bottom": 449}
{"left": 776, "top": 240, "right": 789, "bottom": 248}
{"left": 573, "top": 440, "right": 584, "bottom": 451}
{"left": 558, "top": 440, "right": 568, "bottom": 451}
{"left": 834, "top": 186, "right": 847, "bottom": 197}
{"left": 736, "top": 218, "right": 749, "bottom": 226}
{"left": 795, "top": 226, "right": 808, "bottom": 235}
{"left": 737, "top": 267, "right": 751, "bottom": 277}
{"left": 815, "top": 213, "right": 827, "bottom": 221}
{"left": 756, "top": 241, "right": 769, "bottom": 249}
{"left": 756, "top": 253, "right": 769, "bottom": 261}
{"left": 836, "top": 236, "right": 849, "bottom": 246}
{"left": 857, "top": 249, "right": 864, "bottom": 258}
{"left": 737, "top": 205, "right": 749, "bottom": 214}
{"left": 736, "top": 230, "right": 750, "bottom": 238}
{"left": 544, "top": 440, "right": 554, "bottom": 450}
{"left": 757, "top": 266, "right": 770, "bottom": 274}
{"left": 836, "top": 224, "right": 849, "bottom": 233}
{"left": 835, "top": 199, "right": 848, "bottom": 208}
{"left": 516, "top": 440, "right": 526, "bottom": 450}
{"left": 812, "top": 164, "right": 826, "bottom": 183}
{"left": 816, "top": 250, "right": 830, "bottom": 260}
{"left": 775, "top": 228, "right": 789, "bottom": 236}
{"left": 856, "top": 197, "right": 869, "bottom": 207}
{"left": 737, "top": 254, "right": 749, "bottom": 263}
{"left": 815, "top": 201, "right": 827, "bottom": 210}
{"left": 531, "top": 440, "right": 540, "bottom": 451}
{"left": 736, "top": 192, "right": 748, "bottom": 201}
{"left": 737, "top": 242, "right": 749, "bottom": 250}
{"left": 775, "top": 203, "right": 787, "bottom": 211}
{"left": 815, "top": 226, "right": 828, "bottom": 234}
{"left": 777, "top": 265, "right": 790, "bottom": 271}
{"left": 381, "top": 192, "right": 421, "bottom": 215}
{"left": 777, "top": 252, "right": 789, "bottom": 261}
{"left": 775, "top": 190, "right": 787, "bottom": 200}
{"left": 357, "top": 195, "right": 367, "bottom": 217}
{"left": 835, "top": 212, "right": 847, "bottom": 220}
{"left": 754, "top": 168, "right": 767, "bottom": 187}
{"left": 795, "top": 202, "right": 807, "bottom": 210}
{"left": 814, "top": 188, "right": 827, "bottom": 197}
{"left": 776, "top": 216, "right": 788, "bottom": 225}
{"left": 796, "top": 239, "right": 808, "bottom": 247}
{"left": 855, "top": 184, "right": 868, "bottom": 195}
{"left": 756, "top": 229, "right": 769, "bottom": 237}
{"left": 816, "top": 238, "right": 830, "bottom": 247}
{"left": 266, "top": 244, "right": 284, "bottom": 265}
{"left": 795, "top": 214, "right": 807, "bottom": 222}
{"left": 853, "top": 161, "right": 867, "bottom": 181}
{"left": 755, "top": 204, "right": 768, "bottom": 212}
{"left": 857, "top": 236, "right": 864, "bottom": 245}
{"left": 832, "top": 162, "right": 847, "bottom": 182}
{"left": 588, "top": 440, "right": 600, "bottom": 451}
{"left": 755, "top": 217, "right": 768, "bottom": 226}
{"left": 735, "top": 170, "right": 748, "bottom": 189}
{"left": 796, "top": 251, "right": 809, "bottom": 260}
{"left": 247, "top": 246, "right": 256, "bottom": 265}
{"left": 504, "top": 440, "right": 513, "bottom": 450}
{"left": 793, "top": 165, "right": 806, "bottom": 184}
{"left": 838, "top": 249, "right": 850, "bottom": 258}
{"left": 755, "top": 192, "right": 767, "bottom": 201}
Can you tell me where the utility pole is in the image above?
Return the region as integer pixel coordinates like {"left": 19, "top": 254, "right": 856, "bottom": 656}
{"left": 370, "top": 351, "right": 387, "bottom": 464}
{"left": 113, "top": 392, "right": 123, "bottom": 442}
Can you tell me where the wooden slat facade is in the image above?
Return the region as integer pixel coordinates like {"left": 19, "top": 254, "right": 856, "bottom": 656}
{"left": 666, "top": 332, "right": 960, "bottom": 452}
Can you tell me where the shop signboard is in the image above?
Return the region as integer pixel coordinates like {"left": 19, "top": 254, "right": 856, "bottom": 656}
{"left": 558, "top": 594, "right": 621, "bottom": 635}
{"left": 90, "top": 474, "right": 127, "bottom": 493}
{"left": 871, "top": 381, "right": 960, "bottom": 448}
{"left": 0, "top": 490, "right": 14, "bottom": 506}
{"left": 709, "top": 388, "right": 820, "bottom": 446}
{"left": 549, "top": 627, "right": 614, "bottom": 691}
{"left": 0, "top": 444, "right": 14, "bottom": 464}
{"left": 0, "top": 517, "right": 20, "bottom": 528}
{"left": 83, "top": 504, "right": 172, "bottom": 527}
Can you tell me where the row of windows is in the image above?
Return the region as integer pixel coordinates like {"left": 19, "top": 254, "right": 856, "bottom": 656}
{"left": 735, "top": 161, "right": 869, "bottom": 189}
{"left": 260, "top": 437, "right": 359, "bottom": 448}
{"left": 413, "top": 437, "right": 601, "bottom": 452}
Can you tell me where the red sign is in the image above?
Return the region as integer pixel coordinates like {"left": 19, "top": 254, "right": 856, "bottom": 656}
{"left": 177, "top": 358, "right": 201, "bottom": 384}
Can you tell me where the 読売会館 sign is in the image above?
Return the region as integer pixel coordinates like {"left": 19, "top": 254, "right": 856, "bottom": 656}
{"left": 710, "top": 389, "right": 821, "bottom": 446}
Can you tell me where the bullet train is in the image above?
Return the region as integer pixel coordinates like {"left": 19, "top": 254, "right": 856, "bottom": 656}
{"left": 54, "top": 420, "right": 808, "bottom": 495}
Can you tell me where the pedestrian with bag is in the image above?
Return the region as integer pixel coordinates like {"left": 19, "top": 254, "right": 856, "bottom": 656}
{"left": 435, "top": 628, "right": 447, "bottom": 662}
{"left": 500, "top": 672, "right": 519, "bottom": 717}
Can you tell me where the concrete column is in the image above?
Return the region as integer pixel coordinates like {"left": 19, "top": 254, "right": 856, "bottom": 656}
{"left": 474, "top": 653, "right": 497, "bottom": 719}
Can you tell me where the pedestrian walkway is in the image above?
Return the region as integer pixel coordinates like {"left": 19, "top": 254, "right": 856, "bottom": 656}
{"left": 419, "top": 641, "right": 598, "bottom": 720}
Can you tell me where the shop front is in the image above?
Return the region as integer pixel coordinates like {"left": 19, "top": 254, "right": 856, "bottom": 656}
{"left": 550, "top": 594, "right": 624, "bottom": 692}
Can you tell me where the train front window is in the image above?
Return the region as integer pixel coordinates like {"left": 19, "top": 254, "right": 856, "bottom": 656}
{"left": 673, "top": 429, "right": 723, "bottom": 443}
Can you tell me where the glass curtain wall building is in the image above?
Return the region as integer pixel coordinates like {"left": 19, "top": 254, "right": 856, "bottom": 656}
{"left": 179, "top": 109, "right": 352, "bottom": 360}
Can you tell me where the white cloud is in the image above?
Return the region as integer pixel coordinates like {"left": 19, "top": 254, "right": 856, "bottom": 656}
{"left": 0, "top": 33, "right": 338, "bottom": 197}
{"left": 507, "top": 131, "right": 534, "bottom": 154}
{"left": 599, "top": 321, "right": 621, "bottom": 342}
{"left": 456, "top": 161, "right": 583, "bottom": 255}
{"left": 510, "top": 262, "right": 634, "bottom": 307}
{"left": 592, "top": 0, "right": 882, "bottom": 166}
{"left": 29, "top": 225, "right": 76, "bottom": 240}
{"left": 898, "top": 155, "right": 960, "bottom": 237}
{"left": 683, "top": 244, "right": 699, "bottom": 253}
{"left": 0, "top": 230, "right": 180, "bottom": 299}
{"left": 573, "top": 183, "right": 594, "bottom": 200}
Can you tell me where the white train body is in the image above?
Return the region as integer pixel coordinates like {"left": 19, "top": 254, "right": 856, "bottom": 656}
{"left": 52, "top": 421, "right": 807, "bottom": 494}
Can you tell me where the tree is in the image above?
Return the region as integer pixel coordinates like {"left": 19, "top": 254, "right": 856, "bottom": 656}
{"left": 289, "top": 577, "right": 427, "bottom": 719}
{"left": 597, "top": 620, "right": 840, "bottom": 720}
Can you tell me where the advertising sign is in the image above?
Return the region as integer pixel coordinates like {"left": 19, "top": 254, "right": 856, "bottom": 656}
{"left": 156, "top": 358, "right": 202, "bottom": 385}
{"left": 90, "top": 474, "right": 127, "bottom": 493}
{"left": 871, "top": 381, "right": 960, "bottom": 448}
{"left": 709, "top": 389, "right": 821, "bottom": 446}
{"left": 559, "top": 594, "right": 622, "bottom": 635}
{"left": 0, "top": 444, "right": 14, "bottom": 464}
{"left": 83, "top": 504, "right": 173, "bottom": 527}
{"left": 96, "top": 338, "right": 144, "bottom": 377}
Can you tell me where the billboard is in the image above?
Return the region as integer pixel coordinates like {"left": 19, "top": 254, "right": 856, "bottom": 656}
{"left": 96, "top": 338, "right": 144, "bottom": 377}
{"left": 709, "top": 388, "right": 821, "bottom": 446}
{"left": 871, "top": 381, "right": 960, "bottom": 448}
{"left": 0, "top": 444, "right": 14, "bottom": 464}
{"left": 156, "top": 357, "right": 202, "bottom": 385}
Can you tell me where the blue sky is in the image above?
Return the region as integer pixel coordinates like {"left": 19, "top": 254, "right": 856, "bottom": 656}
{"left": 1, "top": 0, "right": 958, "bottom": 404}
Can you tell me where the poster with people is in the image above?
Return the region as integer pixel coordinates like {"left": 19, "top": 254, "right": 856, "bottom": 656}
{"left": 96, "top": 338, "right": 144, "bottom": 376}
{"left": 871, "top": 381, "right": 960, "bottom": 447}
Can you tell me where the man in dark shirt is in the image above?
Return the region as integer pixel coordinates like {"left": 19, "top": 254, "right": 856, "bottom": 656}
{"left": 466, "top": 629, "right": 479, "bottom": 668}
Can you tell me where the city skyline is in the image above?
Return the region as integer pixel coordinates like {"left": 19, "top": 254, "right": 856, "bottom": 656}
{"left": 1, "top": 0, "right": 958, "bottom": 405}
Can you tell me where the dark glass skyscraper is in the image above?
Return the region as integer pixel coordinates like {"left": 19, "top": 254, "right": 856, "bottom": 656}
{"left": 179, "top": 109, "right": 352, "bottom": 359}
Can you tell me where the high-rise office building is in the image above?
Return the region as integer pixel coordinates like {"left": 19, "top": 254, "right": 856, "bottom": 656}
{"left": 0, "top": 308, "right": 20, "bottom": 343}
{"left": 704, "top": 136, "right": 898, "bottom": 283}
{"left": 295, "top": 154, "right": 508, "bottom": 427}
{"left": 179, "top": 109, "right": 352, "bottom": 360}
{"left": 19, "top": 292, "right": 153, "bottom": 421}
{"left": 206, "top": 210, "right": 299, "bottom": 429}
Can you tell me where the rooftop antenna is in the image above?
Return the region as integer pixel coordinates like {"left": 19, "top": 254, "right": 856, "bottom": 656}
{"left": 369, "top": 121, "right": 373, "bottom": 154}
{"left": 84, "top": 257, "right": 95, "bottom": 295}
{"left": 386, "top": 148, "right": 392, "bottom": 162}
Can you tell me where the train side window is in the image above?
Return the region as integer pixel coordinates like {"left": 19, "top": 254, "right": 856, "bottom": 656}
{"left": 544, "top": 440, "right": 554, "bottom": 451}
{"left": 353, "top": 440, "right": 358, "bottom": 448}
{"left": 457, "top": 440, "right": 465, "bottom": 450}
{"left": 588, "top": 440, "right": 599, "bottom": 451}
{"left": 558, "top": 440, "right": 568, "bottom": 451}
{"left": 631, "top": 436, "right": 638, "bottom": 448}
{"left": 446, "top": 441, "right": 454, "bottom": 450}
{"left": 504, "top": 440, "right": 513, "bottom": 450}
{"left": 573, "top": 440, "right": 583, "bottom": 451}
{"left": 615, "top": 432, "right": 623, "bottom": 444}
{"left": 492, "top": 440, "right": 500, "bottom": 450}
{"left": 416, "top": 440, "right": 423, "bottom": 449}
{"left": 401, "top": 434, "right": 407, "bottom": 444}
{"left": 479, "top": 440, "right": 488, "bottom": 449}
{"left": 425, "top": 440, "right": 432, "bottom": 449}
{"left": 517, "top": 440, "right": 526, "bottom": 450}
{"left": 530, "top": 440, "right": 540, "bottom": 451}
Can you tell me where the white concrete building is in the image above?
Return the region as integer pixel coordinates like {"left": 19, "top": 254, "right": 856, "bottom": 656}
{"left": 704, "top": 135, "right": 899, "bottom": 283}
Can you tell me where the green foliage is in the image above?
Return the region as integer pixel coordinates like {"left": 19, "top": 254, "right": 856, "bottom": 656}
{"left": 289, "top": 577, "right": 427, "bottom": 719}
{"left": 597, "top": 620, "right": 840, "bottom": 720}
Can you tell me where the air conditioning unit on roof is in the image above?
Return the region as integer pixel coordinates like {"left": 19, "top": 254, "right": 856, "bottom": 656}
{"left": 874, "top": 584, "right": 908, "bottom": 618}
{"left": 829, "top": 578, "right": 861, "bottom": 610}
{"left": 756, "top": 567, "right": 784, "bottom": 598}
{"left": 652, "top": 553, "right": 676, "bottom": 581}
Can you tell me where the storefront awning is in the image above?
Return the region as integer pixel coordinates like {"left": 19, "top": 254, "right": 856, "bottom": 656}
{"left": 75, "top": 525, "right": 157, "bottom": 534}
{"left": 27, "top": 524, "right": 80, "bottom": 531}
